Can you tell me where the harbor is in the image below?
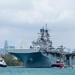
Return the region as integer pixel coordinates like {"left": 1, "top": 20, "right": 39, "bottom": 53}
{"left": 7, "top": 26, "right": 75, "bottom": 68}
{"left": 0, "top": 0, "right": 75, "bottom": 75}
{"left": 0, "top": 25, "right": 75, "bottom": 68}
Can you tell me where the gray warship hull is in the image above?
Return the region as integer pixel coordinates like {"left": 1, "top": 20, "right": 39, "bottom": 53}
{"left": 10, "top": 51, "right": 53, "bottom": 68}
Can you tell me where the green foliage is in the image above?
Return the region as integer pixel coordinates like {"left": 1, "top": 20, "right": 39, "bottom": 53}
{"left": 4, "top": 53, "right": 24, "bottom": 66}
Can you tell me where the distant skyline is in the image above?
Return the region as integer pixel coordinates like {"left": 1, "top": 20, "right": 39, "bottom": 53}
{"left": 0, "top": 0, "right": 75, "bottom": 51}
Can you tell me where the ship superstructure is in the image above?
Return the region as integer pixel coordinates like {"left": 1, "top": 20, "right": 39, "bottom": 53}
{"left": 32, "top": 25, "right": 54, "bottom": 51}
{"left": 7, "top": 25, "right": 65, "bottom": 68}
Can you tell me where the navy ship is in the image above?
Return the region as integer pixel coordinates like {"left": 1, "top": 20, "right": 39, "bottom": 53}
{"left": 7, "top": 25, "right": 65, "bottom": 68}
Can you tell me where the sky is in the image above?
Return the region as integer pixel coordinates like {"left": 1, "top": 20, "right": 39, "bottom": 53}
{"left": 0, "top": 0, "right": 75, "bottom": 51}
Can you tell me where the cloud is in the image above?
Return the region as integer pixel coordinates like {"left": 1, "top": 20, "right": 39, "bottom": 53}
{"left": 0, "top": 28, "right": 10, "bottom": 37}
{"left": 0, "top": 0, "right": 75, "bottom": 24}
{"left": 0, "top": 0, "right": 75, "bottom": 49}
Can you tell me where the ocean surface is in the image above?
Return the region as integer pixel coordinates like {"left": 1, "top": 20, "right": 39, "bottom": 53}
{"left": 0, "top": 66, "right": 75, "bottom": 75}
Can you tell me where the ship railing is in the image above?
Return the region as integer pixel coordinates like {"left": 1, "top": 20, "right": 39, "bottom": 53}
{"left": 7, "top": 48, "right": 40, "bottom": 53}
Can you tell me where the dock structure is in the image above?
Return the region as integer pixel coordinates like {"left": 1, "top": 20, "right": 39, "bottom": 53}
{"left": 42, "top": 50, "right": 75, "bottom": 66}
{"left": 64, "top": 52, "right": 75, "bottom": 66}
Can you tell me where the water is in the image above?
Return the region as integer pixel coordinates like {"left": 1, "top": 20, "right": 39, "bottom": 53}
{"left": 0, "top": 66, "right": 75, "bottom": 75}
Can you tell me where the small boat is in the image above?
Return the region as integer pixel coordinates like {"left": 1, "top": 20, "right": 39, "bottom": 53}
{"left": 51, "top": 60, "right": 63, "bottom": 68}
{"left": 0, "top": 57, "right": 7, "bottom": 67}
